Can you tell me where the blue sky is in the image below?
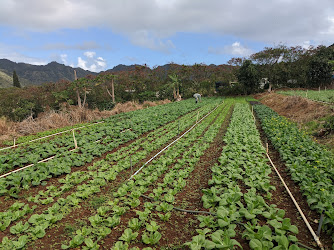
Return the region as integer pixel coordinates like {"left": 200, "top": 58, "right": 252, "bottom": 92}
{"left": 0, "top": 0, "right": 333, "bottom": 72}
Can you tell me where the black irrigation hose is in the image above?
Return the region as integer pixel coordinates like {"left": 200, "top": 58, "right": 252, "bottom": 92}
{"left": 141, "top": 194, "right": 317, "bottom": 250}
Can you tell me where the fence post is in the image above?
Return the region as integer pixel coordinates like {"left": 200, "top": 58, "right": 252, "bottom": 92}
{"left": 72, "top": 130, "right": 78, "bottom": 149}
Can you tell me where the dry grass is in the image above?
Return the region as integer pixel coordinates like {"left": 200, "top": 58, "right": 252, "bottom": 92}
{"left": 254, "top": 92, "right": 332, "bottom": 123}
{"left": 253, "top": 92, "right": 334, "bottom": 151}
{"left": 110, "top": 100, "right": 170, "bottom": 115}
{"left": 0, "top": 117, "right": 17, "bottom": 143}
{"left": 0, "top": 100, "right": 171, "bottom": 145}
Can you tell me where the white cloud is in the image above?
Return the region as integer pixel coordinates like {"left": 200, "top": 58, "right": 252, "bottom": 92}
{"left": 0, "top": 0, "right": 333, "bottom": 46}
{"left": 130, "top": 30, "right": 175, "bottom": 53}
{"left": 77, "top": 51, "right": 107, "bottom": 72}
{"left": 0, "top": 43, "right": 47, "bottom": 65}
{"left": 124, "top": 56, "right": 138, "bottom": 62}
{"left": 301, "top": 41, "right": 311, "bottom": 49}
{"left": 84, "top": 51, "right": 96, "bottom": 58}
{"left": 43, "top": 41, "right": 102, "bottom": 50}
{"left": 60, "top": 54, "right": 67, "bottom": 64}
{"left": 208, "top": 42, "right": 252, "bottom": 56}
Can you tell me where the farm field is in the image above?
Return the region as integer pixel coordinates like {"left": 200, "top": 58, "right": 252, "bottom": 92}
{"left": 0, "top": 97, "right": 333, "bottom": 249}
{"left": 277, "top": 89, "right": 334, "bottom": 104}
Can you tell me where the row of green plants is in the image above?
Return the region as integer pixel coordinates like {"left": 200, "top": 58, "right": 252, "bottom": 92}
{"left": 0, "top": 98, "right": 209, "bottom": 174}
{"left": 0, "top": 99, "right": 219, "bottom": 205}
{"left": 277, "top": 89, "right": 334, "bottom": 103}
{"left": 254, "top": 104, "right": 334, "bottom": 242}
{"left": 186, "top": 103, "right": 302, "bottom": 249}
{"left": 61, "top": 100, "right": 233, "bottom": 249}
{"left": 0, "top": 99, "right": 218, "bottom": 199}
{"left": 0, "top": 99, "right": 224, "bottom": 249}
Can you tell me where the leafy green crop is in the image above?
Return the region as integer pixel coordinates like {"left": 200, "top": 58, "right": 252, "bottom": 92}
{"left": 187, "top": 103, "right": 302, "bottom": 249}
{"left": 254, "top": 104, "right": 334, "bottom": 239}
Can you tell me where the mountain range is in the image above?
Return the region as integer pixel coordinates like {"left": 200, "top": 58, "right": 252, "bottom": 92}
{"left": 0, "top": 59, "right": 144, "bottom": 88}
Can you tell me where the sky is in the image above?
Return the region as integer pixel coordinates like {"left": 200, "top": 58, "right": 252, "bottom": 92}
{"left": 0, "top": 0, "right": 333, "bottom": 72}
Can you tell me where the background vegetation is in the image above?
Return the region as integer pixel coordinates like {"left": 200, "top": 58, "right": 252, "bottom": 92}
{"left": 0, "top": 44, "right": 333, "bottom": 122}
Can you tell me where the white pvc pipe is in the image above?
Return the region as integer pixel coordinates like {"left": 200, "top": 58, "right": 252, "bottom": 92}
{"left": 266, "top": 153, "right": 324, "bottom": 250}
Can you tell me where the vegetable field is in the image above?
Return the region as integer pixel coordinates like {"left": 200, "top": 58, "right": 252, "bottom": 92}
{"left": 0, "top": 97, "right": 333, "bottom": 249}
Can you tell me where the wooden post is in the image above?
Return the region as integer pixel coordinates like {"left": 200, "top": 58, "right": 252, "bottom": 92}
{"left": 319, "top": 86, "right": 321, "bottom": 92}
{"left": 13, "top": 138, "right": 16, "bottom": 148}
{"left": 72, "top": 130, "right": 78, "bottom": 149}
{"left": 306, "top": 90, "right": 308, "bottom": 98}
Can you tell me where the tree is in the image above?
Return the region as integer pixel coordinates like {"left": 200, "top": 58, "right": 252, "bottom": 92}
{"left": 237, "top": 60, "right": 259, "bottom": 95}
{"left": 168, "top": 73, "right": 182, "bottom": 101}
{"left": 13, "top": 70, "right": 21, "bottom": 88}
{"left": 307, "top": 56, "right": 332, "bottom": 87}
{"left": 307, "top": 45, "right": 334, "bottom": 87}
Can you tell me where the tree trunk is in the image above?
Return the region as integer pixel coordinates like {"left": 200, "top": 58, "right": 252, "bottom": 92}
{"left": 74, "top": 70, "right": 78, "bottom": 81}
{"left": 106, "top": 87, "right": 113, "bottom": 98}
{"left": 82, "top": 88, "right": 87, "bottom": 108}
{"left": 74, "top": 70, "right": 82, "bottom": 108}
{"left": 111, "top": 77, "right": 115, "bottom": 103}
{"left": 77, "top": 89, "right": 82, "bottom": 108}
{"left": 268, "top": 83, "right": 272, "bottom": 92}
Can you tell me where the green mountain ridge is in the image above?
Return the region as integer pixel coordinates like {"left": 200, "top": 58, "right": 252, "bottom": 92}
{"left": 0, "top": 59, "right": 97, "bottom": 88}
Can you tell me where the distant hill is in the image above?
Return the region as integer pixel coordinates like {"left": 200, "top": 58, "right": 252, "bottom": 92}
{"left": 0, "top": 70, "right": 14, "bottom": 88}
{"left": 0, "top": 59, "right": 97, "bottom": 87}
{"left": 106, "top": 64, "right": 140, "bottom": 73}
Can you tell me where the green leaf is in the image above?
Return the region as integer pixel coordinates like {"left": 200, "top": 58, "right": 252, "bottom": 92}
{"left": 0, "top": 218, "right": 11, "bottom": 231}
{"left": 112, "top": 241, "right": 129, "bottom": 250}
{"left": 288, "top": 244, "right": 300, "bottom": 250}
{"left": 70, "top": 235, "right": 84, "bottom": 248}
{"left": 119, "top": 228, "right": 138, "bottom": 243}
{"left": 12, "top": 235, "right": 29, "bottom": 249}
{"left": 249, "top": 239, "right": 263, "bottom": 250}
{"left": 10, "top": 221, "right": 29, "bottom": 234}
{"left": 146, "top": 221, "right": 159, "bottom": 232}
{"left": 29, "top": 225, "right": 46, "bottom": 239}
{"left": 288, "top": 235, "right": 298, "bottom": 242}
{"left": 84, "top": 238, "right": 95, "bottom": 248}
{"left": 217, "top": 219, "right": 229, "bottom": 228}
{"left": 142, "top": 231, "right": 161, "bottom": 245}
{"left": 275, "top": 235, "right": 289, "bottom": 249}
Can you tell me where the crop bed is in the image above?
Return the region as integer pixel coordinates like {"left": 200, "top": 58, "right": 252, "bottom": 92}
{"left": 0, "top": 97, "right": 332, "bottom": 249}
